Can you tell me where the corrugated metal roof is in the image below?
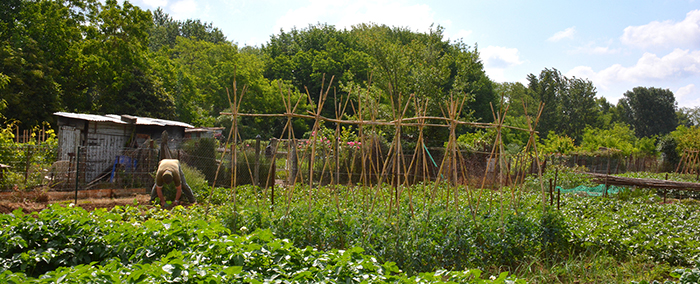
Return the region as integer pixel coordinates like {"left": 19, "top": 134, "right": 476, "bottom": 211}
{"left": 134, "top": 116, "right": 194, "bottom": 128}
{"left": 55, "top": 112, "right": 194, "bottom": 128}
{"left": 54, "top": 112, "right": 127, "bottom": 124}
{"left": 185, "top": 127, "right": 224, "bottom": 133}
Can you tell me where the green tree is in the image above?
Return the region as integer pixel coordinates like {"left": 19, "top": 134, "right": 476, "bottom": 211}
{"left": 559, "top": 76, "right": 599, "bottom": 142}
{"left": 678, "top": 106, "right": 699, "bottom": 127}
{"left": 526, "top": 68, "right": 602, "bottom": 143}
{"left": 451, "top": 43, "right": 495, "bottom": 123}
{"left": 264, "top": 23, "right": 370, "bottom": 119}
{"left": 670, "top": 125, "right": 700, "bottom": 152}
{"left": 0, "top": 0, "right": 23, "bottom": 42}
{"left": 579, "top": 123, "right": 637, "bottom": 156}
{"left": 526, "top": 68, "right": 564, "bottom": 138}
{"left": 540, "top": 131, "right": 576, "bottom": 155}
{"left": 496, "top": 81, "right": 537, "bottom": 118}
{"left": 0, "top": 43, "right": 62, "bottom": 126}
{"left": 0, "top": 0, "right": 94, "bottom": 126}
{"left": 264, "top": 23, "right": 495, "bottom": 129}
{"left": 67, "top": 0, "right": 175, "bottom": 118}
{"left": 148, "top": 8, "right": 226, "bottom": 52}
{"left": 618, "top": 87, "right": 678, "bottom": 138}
{"left": 154, "top": 35, "right": 300, "bottom": 137}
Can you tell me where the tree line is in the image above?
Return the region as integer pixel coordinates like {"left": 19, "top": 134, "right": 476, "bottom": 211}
{"left": 1, "top": 0, "right": 698, "bottom": 157}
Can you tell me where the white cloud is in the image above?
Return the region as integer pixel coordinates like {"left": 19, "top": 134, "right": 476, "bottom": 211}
{"left": 677, "top": 84, "right": 696, "bottom": 98}
{"left": 569, "top": 42, "right": 620, "bottom": 55}
{"left": 567, "top": 48, "right": 700, "bottom": 90}
{"left": 621, "top": 9, "right": 700, "bottom": 49}
{"left": 480, "top": 46, "right": 523, "bottom": 82}
{"left": 273, "top": 0, "right": 435, "bottom": 34}
{"left": 170, "top": 0, "right": 198, "bottom": 20}
{"left": 677, "top": 84, "right": 700, "bottom": 107}
{"left": 481, "top": 46, "right": 523, "bottom": 68}
{"left": 547, "top": 26, "right": 576, "bottom": 42}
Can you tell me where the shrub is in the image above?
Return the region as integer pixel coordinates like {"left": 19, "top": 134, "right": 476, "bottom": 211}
{"left": 0, "top": 123, "right": 58, "bottom": 190}
{"left": 180, "top": 137, "right": 218, "bottom": 183}
{"left": 180, "top": 162, "right": 208, "bottom": 201}
{"left": 657, "top": 135, "right": 680, "bottom": 172}
{"left": 671, "top": 125, "right": 700, "bottom": 152}
{"left": 540, "top": 131, "right": 576, "bottom": 155}
{"left": 579, "top": 123, "right": 636, "bottom": 156}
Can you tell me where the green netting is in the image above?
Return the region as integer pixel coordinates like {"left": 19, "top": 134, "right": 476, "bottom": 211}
{"left": 556, "top": 184, "right": 626, "bottom": 196}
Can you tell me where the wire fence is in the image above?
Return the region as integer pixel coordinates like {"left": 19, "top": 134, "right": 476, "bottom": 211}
{"left": 0, "top": 137, "right": 663, "bottom": 190}
{"left": 0, "top": 133, "right": 672, "bottom": 209}
{"left": 547, "top": 154, "right": 660, "bottom": 174}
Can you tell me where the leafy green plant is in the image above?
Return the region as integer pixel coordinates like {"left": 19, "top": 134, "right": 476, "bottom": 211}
{"left": 0, "top": 203, "right": 527, "bottom": 283}
{"left": 0, "top": 122, "right": 58, "bottom": 191}
{"left": 540, "top": 131, "right": 577, "bottom": 155}
{"left": 657, "top": 135, "right": 680, "bottom": 171}
{"left": 670, "top": 125, "right": 700, "bottom": 152}
{"left": 579, "top": 123, "right": 637, "bottom": 156}
{"left": 456, "top": 129, "right": 493, "bottom": 152}
{"left": 180, "top": 137, "right": 218, "bottom": 183}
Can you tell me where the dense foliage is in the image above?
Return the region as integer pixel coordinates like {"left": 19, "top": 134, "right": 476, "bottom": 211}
{"left": 203, "top": 183, "right": 700, "bottom": 278}
{"left": 0, "top": 122, "right": 58, "bottom": 190}
{"left": 3, "top": 0, "right": 695, "bottom": 149}
{"left": 3, "top": 167, "right": 700, "bottom": 283}
{"left": 0, "top": 204, "right": 525, "bottom": 283}
{"left": 619, "top": 87, "right": 679, "bottom": 138}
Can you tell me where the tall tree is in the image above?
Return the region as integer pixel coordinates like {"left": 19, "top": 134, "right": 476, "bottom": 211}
{"left": 0, "top": 0, "right": 93, "bottom": 126}
{"left": 264, "top": 23, "right": 369, "bottom": 118}
{"left": 678, "top": 106, "right": 699, "bottom": 127}
{"left": 74, "top": 0, "right": 175, "bottom": 118}
{"left": 496, "top": 81, "right": 536, "bottom": 118}
{"left": 619, "top": 86, "right": 678, "bottom": 138}
{"left": 526, "top": 68, "right": 565, "bottom": 137}
{"left": 451, "top": 43, "right": 495, "bottom": 123}
{"left": 526, "top": 68, "right": 601, "bottom": 143}
{"left": 264, "top": 23, "right": 495, "bottom": 126}
{"left": 559, "top": 76, "right": 599, "bottom": 142}
{"left": 148, "top": 8, "right": 226, "bottom": 52}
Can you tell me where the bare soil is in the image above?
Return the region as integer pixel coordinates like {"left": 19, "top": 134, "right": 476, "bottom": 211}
{"left": 0, "top": 188, "right": 153, "bottom": 214}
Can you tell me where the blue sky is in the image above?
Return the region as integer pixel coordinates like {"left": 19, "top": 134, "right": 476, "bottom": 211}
{"left": 131, "top": 0, "right": 700, "bottom": 108}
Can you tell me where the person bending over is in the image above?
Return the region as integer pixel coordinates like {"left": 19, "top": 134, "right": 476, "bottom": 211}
{"left": 150, "top": 159, "right": 196, "bottom": 208}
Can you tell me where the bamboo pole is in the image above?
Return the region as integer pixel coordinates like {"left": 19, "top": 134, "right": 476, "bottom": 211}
{"left": 523, "top": 102, "right": 546, "bottom": 209}
{"left": 205, "top": 83, "right": 241, "bottom": 216}
{"left": 214, "top": 76, "right": 554, "bottom": 222}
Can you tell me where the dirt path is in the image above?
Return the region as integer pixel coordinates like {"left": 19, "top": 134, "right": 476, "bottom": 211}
{"left": 0, "top": 189, "right": 153, "bottom": 214}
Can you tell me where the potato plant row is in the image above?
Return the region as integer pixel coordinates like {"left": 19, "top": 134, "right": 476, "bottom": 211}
{"left": 0, "top": 204, "right": 523, "bottom": 283}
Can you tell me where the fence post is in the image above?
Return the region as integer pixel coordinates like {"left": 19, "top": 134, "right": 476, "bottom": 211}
{"left": 75, "top": 146, "right": 80, "bottom": 205}
{"left": 254, "top": 135, "right": 261, "bottom": 187}
{"left": 267, "top": 139, "right": 278, "bottom": 188}
{"left": 549, "top": 178, "right": 553, "bottom": 206}
{"left": 24, "top": 145, "right": 31, "bottom": 184}
{"left": 290, "top": 139, "right": 298, "bottom": 185}
{"left": 557, "top": 187, "right": 560, "bottom": 210}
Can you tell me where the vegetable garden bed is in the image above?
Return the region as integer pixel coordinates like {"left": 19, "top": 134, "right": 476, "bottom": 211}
{"left": 2, "top": 171, "right": 700, "bottom": 283}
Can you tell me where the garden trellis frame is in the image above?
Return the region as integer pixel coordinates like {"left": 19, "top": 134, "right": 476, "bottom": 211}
{"left": 210, "top": 77, "right": 544, "bottom": 222}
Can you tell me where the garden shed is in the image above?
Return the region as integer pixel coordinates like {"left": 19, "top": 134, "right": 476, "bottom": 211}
{"left": 53, "top": 112, "right": 194, "bottom": 184}
{"left": 184, "top": 127, "right": 224, "bottom": 139}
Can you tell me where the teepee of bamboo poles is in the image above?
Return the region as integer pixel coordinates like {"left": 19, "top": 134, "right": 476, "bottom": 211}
{"left": 214, "top": 76, "right": 549, "bottom": 220}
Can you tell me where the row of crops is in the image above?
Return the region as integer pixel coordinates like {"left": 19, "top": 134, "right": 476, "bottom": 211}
{"left": 0, "top": 204, "right": 525, "bottom": 283}
{"left": 2, "top": 169, "right": 700, "bottom": 283}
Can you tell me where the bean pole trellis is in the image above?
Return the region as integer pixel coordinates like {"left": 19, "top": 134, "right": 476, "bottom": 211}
{"left": 205, "top": 76, "right": 548, "bottom": 221}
